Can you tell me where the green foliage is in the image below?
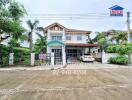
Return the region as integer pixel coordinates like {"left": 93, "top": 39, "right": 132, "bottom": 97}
{"left": 35, "top": 60, "right": 50, "bottom": 66}
{"left": 34, "top": 33, "right": 47, "bottom": 53}
{"left": 109, "top": 30, "right": 127, "bottom": 44}
{"left": 8, "top": 38, "right": 20, "bottom": 47}
{"left": 0, "top": 55, "right": 9, "bottom": 67}
{"left": 0, "top": 0, "right": 26, "bottom": 43}
{"left": 0, "top": 44, "right": 30, "bottom": 67}
{"left": 92, "top": 32, "right": 108, "bottom": 50}
{"left": 106, "top": 43, "right": 132, "bottom": 55}
{"left": 26, "top": 20, "right": 40, "bottom": 53}
{"left": 14, "top": 53, "right": 30, "bottom": 65}
{"left": 9, "top": 2, "right": 26, "bottom": 20}
{"left": 108, "top": 55, "right": 129, "bottom": 65}
{"left": 0, "top": 44, "right": 30, "bottom": 53}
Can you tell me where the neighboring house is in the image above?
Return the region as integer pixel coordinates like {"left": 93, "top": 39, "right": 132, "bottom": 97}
{"left": 44, "top": 22, "right": 99, "bottom": 65}
{"left": 103, "top": 30, "right": 119, "bottom": 44}
{"left": 103, "top": 29, "right": 132, "bottom": 43}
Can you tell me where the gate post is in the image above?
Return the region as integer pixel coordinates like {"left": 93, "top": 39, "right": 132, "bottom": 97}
{"left": 51, "top": 53, "right": 54, "bottom": 65}
{"left": 31, "top": 53, "right": 35, "bottom": 66}
{"left": 9, "top": 53, "right": 14, "bottom": 65}
{"left": 62, "top": 46, "right": 66, "bottom": 66}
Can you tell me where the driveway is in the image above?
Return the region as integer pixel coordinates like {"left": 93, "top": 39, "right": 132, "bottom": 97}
{"left": 0, "top": 68, "right": 132, "bottom": 100}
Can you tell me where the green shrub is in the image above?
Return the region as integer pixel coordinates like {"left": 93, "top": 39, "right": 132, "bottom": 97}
{"left": 106, "top": 43, "right": 132, "bottom": 54}
{"left": 0, "top": 54, "right": 9, "bottom": 67}
{"left": 21, "top": 58, "right": 30, "bottom": 65}
{"left": 0, "top": 44, "right": 30, "bottom": 67}
{"left": 108, "top": 55, "right": 128, "bottom": 65}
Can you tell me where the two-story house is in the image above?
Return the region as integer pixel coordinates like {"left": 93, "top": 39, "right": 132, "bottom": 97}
{"left": 44, "top": 23, "right": 99, "bottom": 65}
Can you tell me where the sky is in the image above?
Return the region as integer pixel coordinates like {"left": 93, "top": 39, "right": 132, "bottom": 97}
{"left": 19, "top": 0, "right": 132, "bottom": 44}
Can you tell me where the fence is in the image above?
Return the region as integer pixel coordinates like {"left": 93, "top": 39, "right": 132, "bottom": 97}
{"left": 0, "top": 53, "right": 54, "bottom": 67}
{"left": 102, "top": 51, "right": 132, "bottom": 64}
{"left": 0, "top": 53, "right": 9, "bottom": 67}
{"left": 35, "top": 53, "right": 51, "bottom": 66}
{"left": 14, "top": 53, "right": 30, "bottom": 66}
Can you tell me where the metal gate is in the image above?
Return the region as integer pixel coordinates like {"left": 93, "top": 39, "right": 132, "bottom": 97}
{"left": 35, "top": 53, "right": 51, "bottom": 66}
{"left": 52, "top": 49, "right": 62, "bottom": 65}
{"left": 0, "top": 53, "right": 9, "bottom": 67}
{"left": 14, "top": 53, "right": 30, "bottom": 66}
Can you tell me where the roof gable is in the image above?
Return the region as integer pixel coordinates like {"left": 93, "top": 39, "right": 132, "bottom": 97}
{"left": 44, "top": 22, "right": 68, "bottom": 32}
{"left": 44, "top": 22, "right": 91, "bottom": 34}
{"left": 109, "top": 5, "right": 124, "bottom": 10}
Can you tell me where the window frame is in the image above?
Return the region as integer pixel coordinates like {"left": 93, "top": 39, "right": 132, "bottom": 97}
{"left": 66, "top": 35, "right": 71, "bottom": 40}
{"left": 77, "top": 35, "right": 82, "bottom": 41}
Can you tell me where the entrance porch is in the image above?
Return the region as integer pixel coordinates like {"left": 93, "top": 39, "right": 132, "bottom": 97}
{"left": 47, "top": 41, "right": 66, "bottom": 65}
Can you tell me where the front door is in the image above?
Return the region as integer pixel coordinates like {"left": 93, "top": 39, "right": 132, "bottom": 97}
{"left": 52, "top": 49, "right": 62, "bottom": 65}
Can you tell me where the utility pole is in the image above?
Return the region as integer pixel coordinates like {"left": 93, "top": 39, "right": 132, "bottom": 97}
{"left": 126, "top": 12, "right": 131, "bottom": 64}
{"left": 127, "top": 12, "right": 131, "bottom": 43}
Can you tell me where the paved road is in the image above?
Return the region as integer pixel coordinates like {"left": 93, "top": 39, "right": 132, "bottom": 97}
{"left": 0, "top": 68, "right": 132, "bottom": 100}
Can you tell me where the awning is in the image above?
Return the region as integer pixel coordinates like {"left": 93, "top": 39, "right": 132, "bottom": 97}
{"left": 47, "top": 41, "right": 64, "bottom": 46}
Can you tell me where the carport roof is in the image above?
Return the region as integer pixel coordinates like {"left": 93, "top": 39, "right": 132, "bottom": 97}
{"left": 66, "top": 43, "right": 99, "bottom": 47}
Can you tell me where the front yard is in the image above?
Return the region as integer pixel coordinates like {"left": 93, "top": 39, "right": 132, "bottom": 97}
{"left": 0, "top": 67, "right": 132, "bottom": 100}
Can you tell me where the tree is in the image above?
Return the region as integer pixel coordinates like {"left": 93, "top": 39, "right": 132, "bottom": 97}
{"left": 34, "top": 33, "right": 47, "bottom": 53}
{"left": 110, "top": 30, "right": 127, "bottom": 44}
{"left": 92, "top": 32, "right": 108, "bottom": 50}
{"left": 0, "top": 0, "right": 26, "bottom": 43}
{"left": 26, "top": 20, "right": 39, "bottom": 53}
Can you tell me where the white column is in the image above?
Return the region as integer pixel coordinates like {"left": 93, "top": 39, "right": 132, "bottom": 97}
{"left": 51, "top": 52, "right": 54, "bottom": 65}
{"left": 31, "top": 53, "right": 35, "bottom": 66}
{"left": 47, "top": 46, "right": 51, "bottom": 54}
{"left": 9, "top": 53, "right": 14, "bottom": 65}
{"left": 62, "top": 46, "right": 66, "bottom": 66}
{"left": 62, "top": 29, "right": 65, "bottom": 42}
{"left": 47, "top": 29, "right": 51, "bottom": 41}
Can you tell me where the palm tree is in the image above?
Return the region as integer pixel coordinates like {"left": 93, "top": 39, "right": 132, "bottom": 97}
{"left": 27, "top": 20, "right": 39, "bottom": 53}
{"left": 34, "top": 33, "right": 47, "bottom": 53}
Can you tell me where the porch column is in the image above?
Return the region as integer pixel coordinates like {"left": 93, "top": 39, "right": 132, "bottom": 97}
{"left": 62, "top": 46, "right": 66, "bottom": 66}
{"left": 82, "top": 48, "right": 85, "bottom": 55}
{"left": 51, "top": 52, "right": 54, "bottom": 65}
{"left": 47, "top": 46, "right": 51, "bottom": 54}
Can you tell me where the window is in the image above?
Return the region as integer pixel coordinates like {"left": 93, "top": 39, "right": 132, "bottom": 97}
{"left": 77, "top": 35, "right": 82, "bottom": 40}
{"left": 66, "top": 35, "right": 71, "bottom": 40}
{"left": 51, "top": 36, "right": 62, "bottom": 41}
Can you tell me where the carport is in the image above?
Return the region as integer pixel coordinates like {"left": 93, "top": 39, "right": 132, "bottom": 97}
{"left": 66, "top": 43, "right": 100, "bottom": 63}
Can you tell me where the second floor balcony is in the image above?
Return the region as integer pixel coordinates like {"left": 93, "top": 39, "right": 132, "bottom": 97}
{"left": 48, "top": 36, "right": 65, "bottom": 41}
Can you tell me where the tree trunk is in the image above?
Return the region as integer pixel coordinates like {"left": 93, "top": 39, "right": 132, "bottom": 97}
{"left": 29, "top": 33, "right": 33, "bottom": 53}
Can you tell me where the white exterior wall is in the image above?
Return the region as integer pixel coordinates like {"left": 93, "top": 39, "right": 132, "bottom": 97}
{"left": 65, "top": 34, "right": 87, "bottom": 44}
{"left": 102, "top": 51, "right": 118, "bottom": 64}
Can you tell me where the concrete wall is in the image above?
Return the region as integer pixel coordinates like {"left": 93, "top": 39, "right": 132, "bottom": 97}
{"left": 102, "top": 51, "right": 118, "bottom": 64}
{"left": 102, "top": 51, "right": 132, "bottom": 64}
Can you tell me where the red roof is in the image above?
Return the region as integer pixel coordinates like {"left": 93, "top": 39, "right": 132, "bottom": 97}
{"left": 66, "top": 43, "right": 99, "bottom": 47}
